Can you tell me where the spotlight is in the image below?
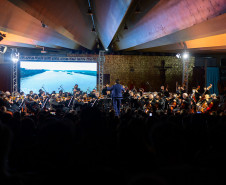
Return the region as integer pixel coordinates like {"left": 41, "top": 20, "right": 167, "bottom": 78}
{"left": 41, "top": 21, "right": 47, "bottom": 28}
{"left": 41, "top": 47, "right": 47, "bottom": 54}
{"left": 11, "top": 49, "right": 20, "bottom": 63}
{"left": 0, "top": 45, "right": 7, "bottom": 54}
{"left": 124, "top": 23, "right": 128, "bottom": 30}
{"left": 91, "top": 26, "right": 96, "bottom": 32}
{"left": 105, "top": 48, "right": 109, "bottom": 51}
{"left": 97, "top": 43, "right": 100, "bottom": 49}
{"left": 115, "top": 35, "right": 120, "bottom": 42}
{"left": 182, "top": 52, "right": 189, "bottom": 59}
{"left": 135, "top": 5, "right": 141, "bottom": 14}
{"left": 176, "top": 53, "right": 181, "bottom": 59}
{"left": 0, "top": 32, "right": 6, "bottom": 41}
{"left": 87, "top": 7, "right": 93, "bottom": 15}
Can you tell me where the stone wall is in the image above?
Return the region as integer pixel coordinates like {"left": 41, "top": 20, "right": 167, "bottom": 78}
{"left": 103, "top": 55, "right": 195, "bottom": 92}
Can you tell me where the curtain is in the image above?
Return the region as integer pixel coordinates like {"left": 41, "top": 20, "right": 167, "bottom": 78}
{"left": 207, "top": 67, "right": 219, "bottom": 95}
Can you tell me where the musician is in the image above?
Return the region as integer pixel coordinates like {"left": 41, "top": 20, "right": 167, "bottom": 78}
{"left": 155, "top": 93, "right": 165, "bottom": 111}
{"left": 73, "top": 84, "right": 81, "bottom": 96}
{"left": 59, "top": 90, "right": 63, "bottom": 97}
{"left": 25, "top": 94, "right": 37, "bottom": 113}
{"left": 204, "top": 86, "right": 211, "bottom": 95}
{"left": 89, "top": 89, "right": 98, "bottom": 98}
{"left": 107, "top": 79, "right": 125, "bottom": 117}
{"left": 102, "top": 85, "right": 108, "bottom": 96}
{"left": 169, "top": 93, "right": 180, "bottom": 112}
{"left": 29, "top": 90, "right": 34, "bottom": 96}
{"left": 176, "top": 85, "right": 185, "bottom": 98}
{"left": 181, "top": 93, "right": 191, "bottom": 111}
{"left": 144, "top": 94, "right": 156, "bottom": 113}
{"left": 191, "top": 86, "right": 201, "bottom": 103}
{"left": 123, "top": 86, "right": 130, "bottom": 100}
{"left": 209, "top": 94, "right": 219, "bottom": 113}
{"left": 139, "top": 88, "right": 144, "bottom": 97}
{"left": 49, "top": 94, "right": 59, "bottom": 111}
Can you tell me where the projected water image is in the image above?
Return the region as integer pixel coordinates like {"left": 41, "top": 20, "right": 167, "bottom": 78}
{"left": 20, "top": 61, "right": 97, "bottom": 94}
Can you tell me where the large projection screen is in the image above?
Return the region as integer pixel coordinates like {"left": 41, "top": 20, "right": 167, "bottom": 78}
{"left": 20, "top": 61, "right": 97, "bottom": 94}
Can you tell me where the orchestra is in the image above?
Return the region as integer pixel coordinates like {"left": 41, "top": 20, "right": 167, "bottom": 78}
{"left": 0, "top": 83, "right": 225, "bottom": 116}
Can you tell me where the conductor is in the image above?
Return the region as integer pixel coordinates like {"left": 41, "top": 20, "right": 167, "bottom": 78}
{"left": 107, "top": 79, "right": 125, "bottom": 117}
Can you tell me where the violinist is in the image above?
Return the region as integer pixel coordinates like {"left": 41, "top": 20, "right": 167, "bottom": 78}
{"left": 29, "top": 90, "right": 34, "bottom": 96}
{"left": 204, "top": 86, "right": 211, "bottom": 95}
{"left": 198, "top": 94, "right": 212, "bottom": 113}
{"left": 191, "top": 86, "right": 201, "bottom": 103}
{"left": 209, "top": 94, "right": 219, "bottom": 114}
{"left": 144, "top": 94, "right": 156, "bottom": 113}
{"left": 49, "top": 94, "right": 59, "bottom": 111}
{"left": 139, "top": 88, "right": 144, "bottom": 97}
{"left": 25, "top": 94, "right": 37, "bottom": 113}
{"left": 180, "top": 93, "right": 191, "bottom": 112}
{"left": 176, "top": 85, "right": 185, "bottom": 98}
{"left": 155, "top": 93, "right": 165, "bottom": 111}
{"left": 169, "top": 93, "right": 180, "bottom": 112}
{"left": 73, "top": 84, "right": 82, "bottom": 97}
{"left": 89, "top": 89, "right": 98, "bottom": 98}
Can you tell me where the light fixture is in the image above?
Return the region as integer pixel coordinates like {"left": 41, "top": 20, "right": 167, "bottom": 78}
{"left": 91, "top": 26, "right": 96, "bottom": 32}
{"left": 11, "top": 49, "right": 20, "bottom": 63}
{"left": 135, "top": 5, "right": 141, "bottom": 14}
{"left": 41, "top": 21, "right": 47, "bottom": 28}
{"left": 176, "top": 53, "right": 181, "bottom": 59}
{"left": 115, "top": 35, "right": 120, "bottom": 42}
{"left": 105, "top": 48, "right": 109, "bottom": 51}
{"left": 182, "top": 52, "right": 189, "bottom": 59}
{"left": 0, "top": 45, "right": 7, "bottom": 54}
{"left": 124, "top": 23, "right": 128, "bottom": 30}
{"left": 87, "top": 7, "right": 93, "bottom": 15}
{"left": 0, "top": 32, "right": 6, "bottom": 41}
{"left": 41, "top": 47, "right": 47, "bottom": 54}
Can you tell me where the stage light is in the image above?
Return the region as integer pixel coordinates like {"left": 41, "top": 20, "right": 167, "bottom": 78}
{"left": 105, "top": 48, "right": 109, "bottom": 51}
{"left": 135, "top": 5, "right": 142, "bottom": 14}
{"left": 97, "top": 43, "right": 100, "bottom": 49}
{"left": 0, "top": 45, "right": 7, "bottom": 54}
{"left": 87, "top": 7, "right": 93, "bottom": 15}
{"left": 0, "top": 32, "right": 6, "bottom": 41}
{"left": 91, "top": 26, "right": 96, "bottom": 32}
{"left": 115, "top": 35, "right": 120, "bottom": 42}
{"left": 124, "top": 23, "right": 128, "bottom": 30}
{"left": 182, "top": 52, "right": 189, "bottom": 59}
{"left": 176, "top": 53, "right": 181, "bottom": 59}
{"left": 41, "top": 47, "right": 47, "bottom": 53}
{"left": 11, "top": 50, "right": 20, "bottom": 63}
{"left": 41, "top": 21, "right": 47, "bottom": 28}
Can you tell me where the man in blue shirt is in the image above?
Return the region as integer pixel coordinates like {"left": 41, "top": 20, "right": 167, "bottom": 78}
{"left": 107, "top": 79, "right": 125, "bottom": 117}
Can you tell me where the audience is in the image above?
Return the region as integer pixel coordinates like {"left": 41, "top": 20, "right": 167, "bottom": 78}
{"left": 0, "top": 106, "right": 225, "bottom": 185}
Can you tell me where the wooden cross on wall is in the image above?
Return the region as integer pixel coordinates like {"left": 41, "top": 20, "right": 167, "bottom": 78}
{"left": 154, "top": 60, "right": 172, "bottom": 86}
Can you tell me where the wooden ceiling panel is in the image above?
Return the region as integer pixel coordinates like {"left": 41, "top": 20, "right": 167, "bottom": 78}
{"left": 0, "top": 0, "right": 225, "bottom": 54}
{"left": 92, "top": 0, "right": 132, "bottom": 49}
{"left": 116, "top": 0, "right": 226, "bottom": 50}
{"left": 9, "top": 0, "right": 96, "bottom": 49}
{"left": 126, "top": 13, "right": 226, "bottom": 51}
{"left": 0, "top": 0, "right": 79, "bottom": 49}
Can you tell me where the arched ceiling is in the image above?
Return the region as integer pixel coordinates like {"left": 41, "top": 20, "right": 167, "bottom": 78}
{"left": 0, "top": 0, "right": 226, "bottom": 54}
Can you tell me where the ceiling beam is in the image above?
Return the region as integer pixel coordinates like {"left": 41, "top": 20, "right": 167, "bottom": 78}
{"left": 8, "top": 0, "right": 97, "bottom": 49}
{"left": 0, "top": 0, "right": 80, "bottom": 49}
{"left": 116, "top": 0, "right": 226, "bottom": 50}
{"left": 92, "top": 0, "right": 132, "bottom": 49}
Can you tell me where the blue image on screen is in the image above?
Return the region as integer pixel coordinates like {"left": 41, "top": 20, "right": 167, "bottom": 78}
{"left": 20, "top": 61, "right": 97, "bottom": 94}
